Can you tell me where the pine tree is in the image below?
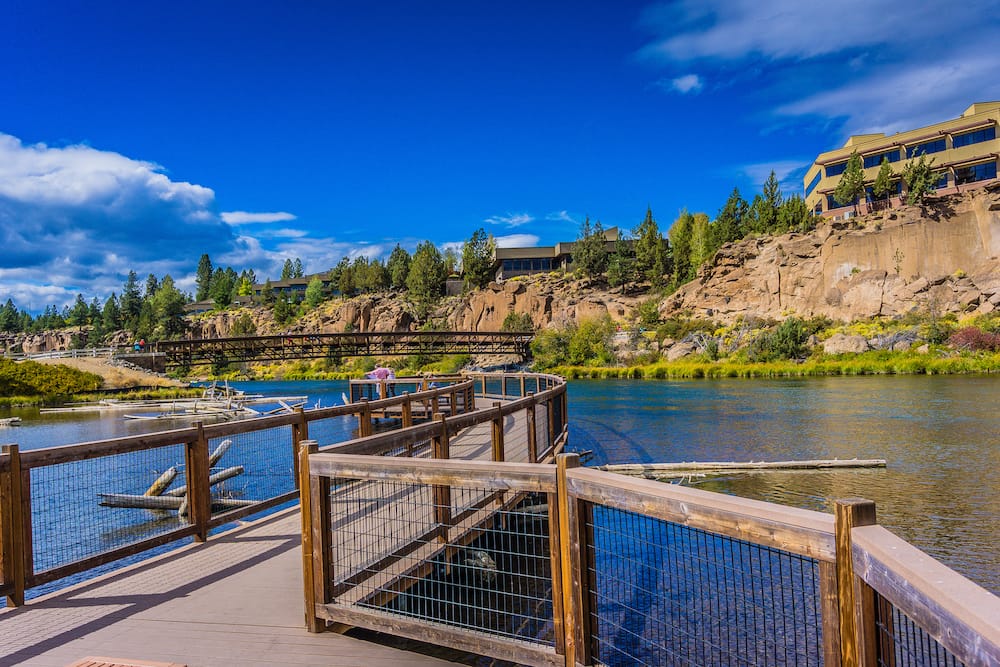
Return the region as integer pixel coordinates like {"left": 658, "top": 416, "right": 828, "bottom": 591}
{"left": 873, "top": 157, "right": 895, "bottom": 209}
{"left": 195, "top": 254, "right": 213, "bottom": 301}
{"left": 281, "top": 259, "right": 294, "bottom": 281}
{"left": 571, "top": 217, "right": 608, "bottom": 278}
{"left": 834, "top": 151, "right": 865, "bottom": 214}
{"left": 304, "top": 276, "right": 325, "bottom": 307}
{"left": 633, "top": 207, "right": 669, "bottom": 286}
{"left": 293, "top": 258, "right": 304, "bottom": 278}
{"left": 669, "top": 210, "right": 694, "bottom": 286}
{"left": 461, "top": 228, "right": 496, "bottom": 291}
{"left": 902, "top": 154, "right": 941, "bottom": 205}
{"left": 121, "top": 271, "right": 142, "bottom": 331}
{"left": 713, "top": 188, "right": 748, "bottom": 245}
{"left": 606, "top": 238, "right": 634, "bottom": 290}
{"left": 406, "top": 241, "right": 447, "bottom": 317}
{"left": 387, "top": 244, "right": 411, "bottom": 290}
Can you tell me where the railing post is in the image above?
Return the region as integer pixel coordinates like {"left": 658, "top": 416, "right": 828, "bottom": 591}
{"left": 291, "top": 407, "right": 309, "bottom": 491}
{"left": 298, "top": 440, "right": 329, "bottom": 633}
{"left": 556, "top": 453, "right": 593, "bottom": 666}
{"left": 449, "top": 387, "right": 458, "bottom": 415}
{"left": 547, "top": 394, "right": 557, "bottom": 451}
{"left": 526, "top": 393, "right": 538, "bottom": 463}
{"left": 432, "top": 414, "right": 452, "bottom": 542}
{"left": 185, "top": 422, "right": 212, "bottom": 542}
{"left": 358, "top": 398, "right": 372, "bottom": 438}
{"left": 1, "top": 444, "right": 26, "bottom": 606}
{"left": 519, "top": 375, "right": 526, "bottom": 397}
{"left": 835, "top": 499, "right": 878, "bottom": 667}
{"left": 491, "top": 401, "right": 505, "bottom": 462}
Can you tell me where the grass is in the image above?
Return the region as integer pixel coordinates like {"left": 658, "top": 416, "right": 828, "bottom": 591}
{"left": 546, "top": 350, "right": 1000, "bottom": 379}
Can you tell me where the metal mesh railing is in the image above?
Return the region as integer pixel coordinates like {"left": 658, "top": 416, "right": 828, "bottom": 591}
{"left": 874, "top": 592, "right": 964, "bottom": 667}
{"left": 328, "top": 478, "right": 555, "bottom": 646}
{"left": 206, "top": 425, "right": 295, "bottom": 511}
{"left": 587, "top": 505, "right": 823, "bottom": 667}
{"left": 28, "top": 442, "right": 188, "bottom": 577}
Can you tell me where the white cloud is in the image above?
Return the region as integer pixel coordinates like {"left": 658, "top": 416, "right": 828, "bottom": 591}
{"left": 484, "top": 212, "right": 534, "bottom": 227}
{"left": 545, "top": 210, "right": 577, "bottom": 224}
{"left": 495, "top": 234, "right": 540, "bottom": 249}
{"left": 220, "top": 210, "right": 297, "bottom": 224}
{"left": 739, "top": 160, "right": 808, "bottom": 193}
{"left": 0, "top": 133, "right": 233, "bottom": 306}
{"left": 668, "top": 74, "right": 703, "bottom": 94}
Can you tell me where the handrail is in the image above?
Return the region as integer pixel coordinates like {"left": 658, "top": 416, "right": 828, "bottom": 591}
{"left": 0, "top": 372, "right": 564, "bottom": 607}
{"left": 852, "top": 524, "right": 1000, "bottom": 666}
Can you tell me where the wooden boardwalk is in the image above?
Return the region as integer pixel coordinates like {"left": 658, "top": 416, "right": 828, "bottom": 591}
{"left": 0, "top": 400, "right": 549, "bottom": 667}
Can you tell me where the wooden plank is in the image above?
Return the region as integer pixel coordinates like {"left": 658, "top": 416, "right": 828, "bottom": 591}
{"left": 205, "top": 490, "right": 298, "bottom": 528}
{"left": 491, "top": 402, "right": 504, "bottom": 462}
{"left": 526, "top": 395, "right": 538, "bottom": 463}
{"left": 19, "top": 429, "right": 197, "bottom": 468}
{"left": 316, "top": 605, "right": 563, "bottom": 667}
{"left": 567, "top": 467, "right": 836, "bottom": 561}
{"left": 556, "top": 453, "right": 582, "bottom": 667}
{"left": 308, "top": 455, "right": 557, "bottom": 492}
{"left": 28, "top": 524, "right": 198, "bottom": 588}
{"left": 834, "top": 499, "right": 878, "bottom": 667}
{"left": 852, "top": 524, "right": 1000, "bottom": 667}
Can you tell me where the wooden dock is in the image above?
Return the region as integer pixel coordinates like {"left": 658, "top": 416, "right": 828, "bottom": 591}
{"left": 0, "top": 395, "right": 552, "bottom": 667}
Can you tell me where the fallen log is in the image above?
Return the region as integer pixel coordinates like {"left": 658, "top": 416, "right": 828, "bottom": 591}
{"left": 598, "top": 458, "right": 887, "bottom": 475}
{"left": 163, "top": 465, "right": 244, "bottom": 497}
{"left": 99, "top": 493, "right": 255, "bottom": 512}
{"left": 208, "top": 439, "right": 233, "bottom": 467}
{"left": 144, "top": 466, "right": 178, "bottom": 496}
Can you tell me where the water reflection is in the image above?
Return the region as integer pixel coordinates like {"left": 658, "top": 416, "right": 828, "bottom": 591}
{"left": 569, "top": 375, "right": 1000, "bottom": 595}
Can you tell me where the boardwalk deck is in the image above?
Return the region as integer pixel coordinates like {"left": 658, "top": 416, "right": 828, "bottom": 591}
{"left": 0, "top": 399, "right": 550, "bottom": 667}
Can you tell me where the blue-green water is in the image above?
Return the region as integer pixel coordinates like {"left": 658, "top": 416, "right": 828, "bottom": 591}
{"left": 4, "top": 375, "right": 998, "bottom": 595}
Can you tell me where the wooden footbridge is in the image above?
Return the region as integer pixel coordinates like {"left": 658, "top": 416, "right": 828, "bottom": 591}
{"left": 155, "top": 331, "right": 533, "bottom": 368}
{"left": 2, "top": 373, "right": 999, "bottom": 667}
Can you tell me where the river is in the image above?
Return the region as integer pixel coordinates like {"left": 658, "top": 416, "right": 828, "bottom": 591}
{"left": 3, "top": 375, "right": 998, "bottom": 595}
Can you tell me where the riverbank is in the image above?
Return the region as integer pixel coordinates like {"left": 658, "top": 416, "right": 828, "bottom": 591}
{"left": 549, "top": 349, "right": 1000, "bottom": 379}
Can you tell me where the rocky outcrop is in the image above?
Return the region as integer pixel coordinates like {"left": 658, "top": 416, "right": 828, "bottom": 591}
{"left": 661, "top": 186, "right": 1000, "bottom": 324}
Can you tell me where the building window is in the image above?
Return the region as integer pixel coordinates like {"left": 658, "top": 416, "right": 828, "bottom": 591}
{"left": 825, "top": 161, "right": 847, "bottom": 177}
{"left": 827, "top": 194, "right": 846, "bottom": 209}
{"left": 952, "top": 126, "right": 996, "bottom": 148}
{"left": 865, "top": 181, "right": 901, "bottom": 201}
{"left": 863, "top": 149, "right": 900, "bottom": 169}
{"left": 935, "top": 173, "right": 949, "bottom": 189}
{"left": 805, "top": 171, "right": 822, "bottom": 197}
{"left": 906, "top": 138, "right": 946, "bottom": 158}
{"left": 502, "top": 257, "right": 552, "bottom": 273}
{"left": 954, "top": 161, "right": 998, "bottom": 186}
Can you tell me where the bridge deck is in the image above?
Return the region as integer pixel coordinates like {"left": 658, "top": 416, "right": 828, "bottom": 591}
{"left": 0, "top": 399, "right": 547, "bottom": 667}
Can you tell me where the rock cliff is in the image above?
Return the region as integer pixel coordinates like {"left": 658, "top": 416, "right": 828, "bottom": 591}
{"left": 661, "top": 186, "right": 1000, "bottom": 324}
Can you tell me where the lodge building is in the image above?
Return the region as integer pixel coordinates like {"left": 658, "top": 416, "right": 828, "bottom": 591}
{"left": 805, "top": 102, "right": 1000, "bottom": 217}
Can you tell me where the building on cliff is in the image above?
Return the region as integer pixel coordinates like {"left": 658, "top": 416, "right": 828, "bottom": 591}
{"left": 805, "top": 101, "right": 1000, "bottom": 217}
{"left": 492, "top": 226, "right": 630, "bottom": 280}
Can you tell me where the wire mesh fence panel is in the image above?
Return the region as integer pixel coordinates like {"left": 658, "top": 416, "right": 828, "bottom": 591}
{"left": 328, "top": 478, "right": 555, "bottom": 647}
{"left": 204, "top": 426, "right": 295, "bottom": 510}
{"left": 587, "top": 505, "right": 823, "bottom": 667}
{"left": 483, "top": 377, "right": 504, "bottom": 398}
{"left": 306, "top": 413, "right": 368, "bottom": 449}
{"left": 28, "top": 443, "right": 187, "bottom": 576}
{"left": 874, "top": 592, "right": 965, "bottom": 667}
{"left": 523, "top": 377, "right": 539, "bottom": 395}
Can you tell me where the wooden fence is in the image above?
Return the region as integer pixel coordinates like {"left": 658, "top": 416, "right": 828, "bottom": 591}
{"left": 302, "top": 455, "right": 1000, "bottom": 667}
{"left": 0, "top": 375, "right": 522, "bottom": 607}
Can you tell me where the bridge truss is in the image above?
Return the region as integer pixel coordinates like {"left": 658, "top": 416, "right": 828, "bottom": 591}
{"left": 155, "top": 331, "right": 533, "bottom": 368}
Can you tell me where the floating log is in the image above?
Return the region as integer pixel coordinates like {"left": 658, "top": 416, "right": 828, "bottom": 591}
{"left": 100, "top": 493, "right": 255, "bottom": 512}
{"left": 144, "top": 466, "right": 178, "bottom": 496}
{"left": 0, "top": 416, "right": 22, "bottom": 426}
{"left": 598, "top": 458, "right": 887, "bottom": 476}
{"left": 163, "top": 465, "right": 245, "bottom": 497}
{"left": 208, "top": 439, "right": 233, "bottom": 467}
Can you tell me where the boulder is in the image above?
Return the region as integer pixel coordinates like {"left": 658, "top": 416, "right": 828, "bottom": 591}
{"left": 822, "top": 334, "right": 869, "bottom": 355}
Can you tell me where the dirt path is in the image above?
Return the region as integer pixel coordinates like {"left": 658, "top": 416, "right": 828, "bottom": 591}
{"left": 34, "top": 356, "right": 186, "bottom": 389}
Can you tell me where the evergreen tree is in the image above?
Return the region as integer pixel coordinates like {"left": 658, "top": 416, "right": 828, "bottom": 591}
{"left": 571, "top": 217, "right": 608, "bottom": 278}
{"left": 776, "top": 195, "right": 815, "bottom": 233}
{"left": 121, "top": 271, "right": 142, "bottom": 330}
{"left": 872, "top": 157, "right": 895, "bottom": 207}
{"left": 260, "top": 279, "right": 275, "bottom": 305}
{"left": 461, "top": 228, "right": 496, "bottom": 291}
{"left": 712, "top": 188, "right": 748, "bottom": 245}
{"left": 632, "top": 207, "right": 669, "bottom": 285}
{"left": 387, "top": 244, "right": 411, "bottom": 290}
{"left": 144, "top": 273, "right": 159, "bottom": 298}
{"left": 902, "top": 154, "right": 941, "bottom": 205}
{"left": 68, "top": 294, "right": 90, "bottom": 326}
{"left": 606, "top": 238, "right": 634, "bottom": 290}
{"left": 195, "top": 254, "right": 213, "bottom": 301}
{"left": 272, "top": 295, "right": 293, "bottom": 325}
{"left": 688, "top": 213, "right": 714, "bottom": 274}
{"left": 834, "top": 151, "right": 865, "bottom": 214}
{"left": 406, "top": 240, "right": 447, "bottom": 316}
{"left": 0, "top": 299, "right": 20, "bottom": 332}
{"left": 101, "top": 293, "right": 122, "bottom": 334}
{"left": 149, "top": 275, "right": 187, "bottom": 339}
{"left": 669, "top": 210, "right": 694, "bottom": 286}
{"left": 443, "top": 247, "right": 460, "bottom": 275}
{"left": 304, "top": 276, "right": 326, "bottom": 307}
{"left": 281, "top": 259, "right": 294, "bottom": 281}
{"left": 293, "top": 258, "right": 304, "bottom": 278}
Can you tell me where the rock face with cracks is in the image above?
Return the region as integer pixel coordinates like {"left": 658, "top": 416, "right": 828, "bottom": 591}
{"left": 660, "top": 187, "right": 1000, "bottom": 324}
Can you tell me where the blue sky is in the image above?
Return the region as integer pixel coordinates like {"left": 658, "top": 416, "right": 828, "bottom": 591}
{"left": 2, "top": 0, "right": 999, "bottom": 310}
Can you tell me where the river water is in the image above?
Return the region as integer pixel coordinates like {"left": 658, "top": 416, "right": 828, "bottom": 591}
{"left": 3, "top": 375, "right": 998, "bottom": 595}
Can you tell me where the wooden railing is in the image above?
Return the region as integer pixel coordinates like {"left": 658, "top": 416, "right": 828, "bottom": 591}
{"left": 0, "top": 377, "right": 492, "bottom": 607}
{"left": 302, "top": 451, "right": 1000, "bottom": 667}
